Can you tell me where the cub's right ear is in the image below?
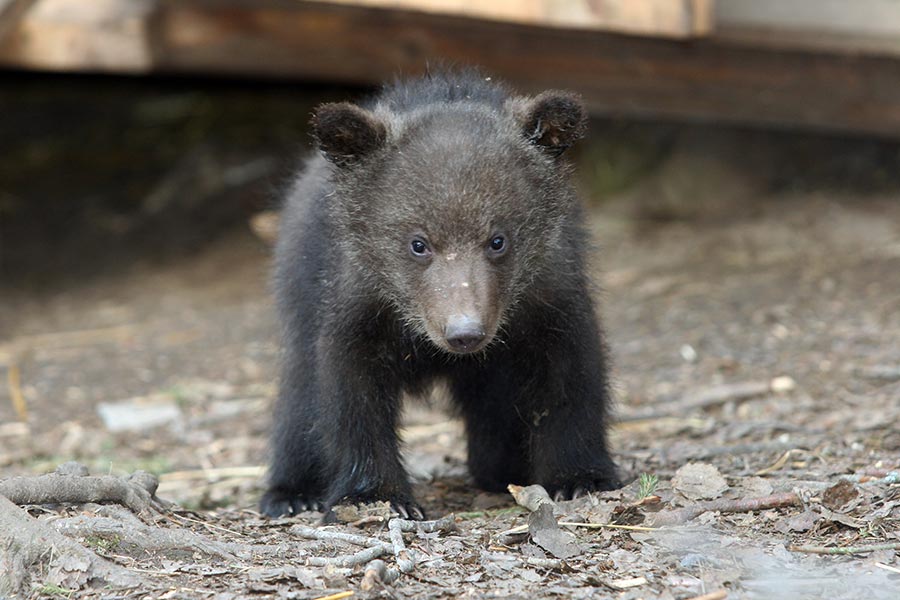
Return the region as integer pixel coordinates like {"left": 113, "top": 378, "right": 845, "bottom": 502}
{"left": 311, "top": 102, "right": 387, "bottom": 165}
{"left": 515, "top": 91, "right": 588, "bottom": 158}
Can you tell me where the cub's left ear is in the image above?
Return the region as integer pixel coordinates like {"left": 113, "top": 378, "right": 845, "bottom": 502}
{"left": 517, "top": 91, "right": 588, "bottom": 157}
{"left": 312, "top": 102, "right": 387, "bottom": 166}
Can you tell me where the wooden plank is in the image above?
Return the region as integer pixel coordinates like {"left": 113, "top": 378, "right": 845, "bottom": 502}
{"left": 4, "top": 0, "right": 900, "bottom": 138}
{"left": 0, "top": 0, "right": 154, "bottom": 72}
{"left": 716, "top": 0, "right": 900, "bottom": 57}
{"left": 149, "top": 1, "right": 900, "bottom": 138}
{"left": 0, "top": 0, "right": 36, "bottom": 41}
{"left": 321, "top": 0, "right": 713, "bottom": 37}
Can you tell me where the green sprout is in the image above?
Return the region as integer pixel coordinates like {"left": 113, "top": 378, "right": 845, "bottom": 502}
{"left": 638, "top": 473, "right": 659, "bottom": 500}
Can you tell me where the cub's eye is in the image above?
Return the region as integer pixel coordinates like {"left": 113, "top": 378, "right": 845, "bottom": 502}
{"left": 409, "top": 238, "right": 431, "bottom": 258}
{"left": 489, "top": 235, "right": 507, "bottom": 254}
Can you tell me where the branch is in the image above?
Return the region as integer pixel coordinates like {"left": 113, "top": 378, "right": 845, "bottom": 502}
{"left": 647, "top": 492, "right": 802, "bottom": 526}
{"left": 788, "top": 541, "right": 900, "bottom": 555}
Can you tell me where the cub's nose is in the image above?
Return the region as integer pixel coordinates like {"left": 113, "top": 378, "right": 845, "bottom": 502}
{"left": 445, "top": 316, "right": 486, "bottom": 353}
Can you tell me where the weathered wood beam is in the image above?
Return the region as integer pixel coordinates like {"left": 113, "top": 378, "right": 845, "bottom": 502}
{"left": 4, "top": 0, "right": 900, "bottom": 138}
{"left": 0, "top": 0, "right": 155, "bottom": 71}
{"left": 152, "top": 1, "right": 900, "bottom": 137}
{"left": 716, "top": 0, "right": 900, "bottom": 58}
{"left": 0, "top": 0, "right": 36, "bottom": 41}
{"left": 320, "top": 0, "right": 713, "bottom": 37}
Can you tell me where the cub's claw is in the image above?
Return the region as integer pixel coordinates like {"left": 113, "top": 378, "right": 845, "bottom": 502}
{"left": 260, "top": 490, "right": 323, "bottom": 518}
{"left": 393, "top": 501, "right": 426, "bottom": 520}
{"left": 549, "top": 476, "right": 622, "bottom": 502}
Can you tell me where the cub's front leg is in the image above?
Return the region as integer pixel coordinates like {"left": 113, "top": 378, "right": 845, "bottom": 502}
{"left": 316, "top": 333, "right": 425, "bottom": 520}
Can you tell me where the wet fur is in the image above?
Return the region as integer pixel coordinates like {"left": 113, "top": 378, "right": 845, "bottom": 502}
{"left": 261, "top": 71, "right": 619, "bottom": 519}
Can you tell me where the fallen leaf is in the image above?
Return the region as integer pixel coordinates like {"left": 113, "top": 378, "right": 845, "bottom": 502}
{"left": 528, "top": 504, "right": 581, "bottom": 559}
{"left": 672, "top": 463, "right": 728, "bottom": 500}
{"left": 822, "top": 480, "right": 858, "bottom": 510}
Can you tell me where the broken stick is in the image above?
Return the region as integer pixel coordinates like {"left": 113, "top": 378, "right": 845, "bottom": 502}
{"left": 647, "top": 492, "right": 802, "bottom": 527}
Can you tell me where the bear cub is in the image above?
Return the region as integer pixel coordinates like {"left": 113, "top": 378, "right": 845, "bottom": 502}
{"left": 261, "top": 71, "right": 620, "bottom": 519}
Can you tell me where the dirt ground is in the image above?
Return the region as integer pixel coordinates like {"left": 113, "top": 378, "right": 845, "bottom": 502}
{"left": 1, "top": 76, "right": 899, "bottom": 599}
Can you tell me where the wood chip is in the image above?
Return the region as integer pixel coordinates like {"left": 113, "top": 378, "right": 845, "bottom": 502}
{"left": 608, "top": 576, "right": 647, "bottom": 589}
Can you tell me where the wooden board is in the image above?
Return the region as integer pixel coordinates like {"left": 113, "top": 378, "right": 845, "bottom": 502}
{"left": 0, "top": 0, "right": 155, "bottom": 71}
{"left": 151, "top": 1, "right": 900, "bottom": 138}
{"left": 321, "top": 0, "right": 713, "bottom": 37}
{"left": 0, "top": 0, "right": 35, "bottom": 40}
{"left": 716, "top": 0, "right": 900, "bottom": 57}
{"left": 5, "top": 0, "right": 900, "bottom": 137}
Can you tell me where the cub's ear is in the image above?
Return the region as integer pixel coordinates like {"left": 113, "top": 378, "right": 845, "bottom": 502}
{"left": 311, "top": 102, "right": 387, "bottom": 165}
{"left": 517, "top": 91, "right": 587, "bottom": 157}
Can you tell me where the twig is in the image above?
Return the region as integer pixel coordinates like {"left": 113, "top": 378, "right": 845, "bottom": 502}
{"left": 296, "top": 517, "right": 454, "bottom": 575}
{"left": 482, "top": 553, "right": 567, "bottom": 570}
{"left": 648, "top": 492, "right": 801, "bottom": 526}
{"left": 306, "top": 546, "right": 386, "bottom": 568}
{"left": 360, "top": 559, "right": 399, "bottom": 591}
{"left": 522, "top": 556, "right": 566, "bottom": 570}
{"left": 311, "top": 591, "right": 354, "bottom": 600}
{"left": 608, "top": 576, "right": 647, "bottom": 589}
{"left": 386, "top": 516, "right": 456, "bottom": 574}
{"left": 6, "top": 363, "right": 27, "bottom": 421}
{"left": 559, "top": 521, "right": 658, "bottom": 532}
{"left": 755, "top": 449, "right": 805, "bottom": 476}
{"left": 788, "top": 541, "right": 900, "bottom": 555}
{"left": 390, "top": 515, "right": 456, "bottom": 534}
{"left": 348, "top": 515, "right": 386, "bottom": 528}
{"left": 388, "top": 519, "right": 417, "bottom": 573}
{"left": 499, "top": 521, "right": 657, "bottom": 538}
{"left": 685, "top": 591, "right": 728, "bottom": 600}
{"left": 291, "top": 525, "right": 393, "bottom": 553}
{"left": 875, "top": 562, "right": 900, "bottom": 575}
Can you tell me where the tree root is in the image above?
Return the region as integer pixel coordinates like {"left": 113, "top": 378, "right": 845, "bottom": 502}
{"left": 51, "top": 509, "right": 334, "bottom": 562}
{"left": 0, "top": 496, "right": 142, "bottom": 596}
{"left": 0, "top": 462, "right": 165, "bottom": 514}
{"left": 0, "top": 463, "right": 458, "bottom": 593}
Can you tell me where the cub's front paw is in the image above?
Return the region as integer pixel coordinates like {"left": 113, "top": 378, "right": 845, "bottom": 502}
{"left": 546, "top": 475, "right": 623, "bottom": 502}
{"left": 259, "top": 489, "right": 323, "bottom": 518}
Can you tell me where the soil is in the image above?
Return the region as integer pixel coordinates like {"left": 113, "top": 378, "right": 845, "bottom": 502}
{"left": 1, "top": 75, "right": 898, "bottom": 599}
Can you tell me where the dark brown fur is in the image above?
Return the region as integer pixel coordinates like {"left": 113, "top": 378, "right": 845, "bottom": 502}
{"left": 261, "top": 71, "right": 620, "bottom": 519}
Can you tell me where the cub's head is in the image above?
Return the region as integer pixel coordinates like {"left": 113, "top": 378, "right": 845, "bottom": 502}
{"left": 312, "top": 90, "right": 587, "bottom": 354}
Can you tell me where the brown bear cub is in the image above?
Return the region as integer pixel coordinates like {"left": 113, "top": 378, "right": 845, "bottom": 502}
{"left": 261, "top": 71, "right": 620, "bottom": 520}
